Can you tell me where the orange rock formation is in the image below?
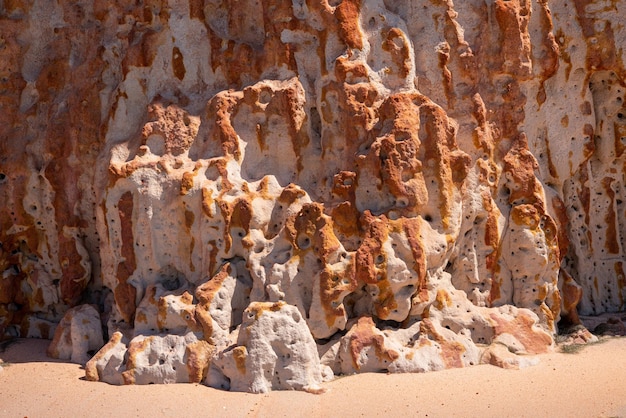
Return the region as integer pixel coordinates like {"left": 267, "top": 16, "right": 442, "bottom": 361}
{"left": 1, "top": 0, "right": 625, "bottom": 392}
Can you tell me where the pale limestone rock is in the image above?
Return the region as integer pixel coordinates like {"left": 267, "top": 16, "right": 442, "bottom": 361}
{"left": 47, "top": 304, "right": 103, "bottom": 365}
{"left": 492, "top": 333, "right": 527, "bottom": 354}
{"left": 86, "top": 331, "right": 213, "bottom": 385}
{"left": 318, "top": 336, "right": 342, "bottom": 376}
{"left": 85, "top": 331, "right": 128, "bottom": 385}
{"left": 337, "top": 316, "right": 480, "bottom": 375}
{"left": 121, "top": 333, "right": 211, "bottom": 385}
{"left": 133, "top": 278, "right": 197, "bottom": 337}
{"left": 21, "top": 316, "right": 57, "bottom": 340}
{"left": 2, "top": 0, "right": 626, "bottom": 393}
{"left": 194, "top": 260, "right": 252, "bottom": 348}
{"left": 212, "top": 302, "right": 324, "bottom": 393}
{"left": 481, "top": 344, "right": 540, "bottom": 370}
{"left": 337, "top": 316, "right": 400, "bottom": 374}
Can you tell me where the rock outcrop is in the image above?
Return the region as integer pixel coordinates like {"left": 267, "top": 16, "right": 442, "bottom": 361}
{"left": 47, "top": 304, "right": 103, "bottom": 365}
{"left": 1, "top": 0, "right": 626, "bottom": 392}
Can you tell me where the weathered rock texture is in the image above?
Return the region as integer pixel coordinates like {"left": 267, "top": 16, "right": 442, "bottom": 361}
{"left": 1, "top": 0, "right": 626, "bottom": 392}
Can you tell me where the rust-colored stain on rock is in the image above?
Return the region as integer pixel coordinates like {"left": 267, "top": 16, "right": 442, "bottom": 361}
{"left": 2, "top": 0, "right": 626, "bottom": 392}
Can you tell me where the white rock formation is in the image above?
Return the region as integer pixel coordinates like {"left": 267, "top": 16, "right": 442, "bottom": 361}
{"left": 0, "top": 0, "right": 625, "bottom": 392}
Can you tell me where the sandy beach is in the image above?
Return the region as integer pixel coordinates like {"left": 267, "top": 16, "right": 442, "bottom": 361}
{"left": 1, "top": 337, "right": 625, "bottom": 418}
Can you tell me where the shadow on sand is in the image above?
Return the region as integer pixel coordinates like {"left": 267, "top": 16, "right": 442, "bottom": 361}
{"left": 0, "top": 338, "right": 71, "bottom": 365}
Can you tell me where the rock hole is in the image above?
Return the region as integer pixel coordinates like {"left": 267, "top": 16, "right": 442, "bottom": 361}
{"left": 397, "top": 197, "right": 408, "bottom": 207}
{"left": 310, "top": 107, "right": 322, "bottom": 149}
{"left": 259, "top": 90, "right": 272, "bottom": 105}
{"left": 297, "top": 235, "right": 311, "bottom": 249}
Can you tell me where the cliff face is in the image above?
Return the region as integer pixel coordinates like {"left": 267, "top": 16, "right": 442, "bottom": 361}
{"left": 1, "top": 0, "right": 625, "bottom": 391}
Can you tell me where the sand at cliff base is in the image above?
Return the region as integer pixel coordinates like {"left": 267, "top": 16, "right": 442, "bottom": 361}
{"left": 1, "top": 337, "right": 625, "bottom": 418}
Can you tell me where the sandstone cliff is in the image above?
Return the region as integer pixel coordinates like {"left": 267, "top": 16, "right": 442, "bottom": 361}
{"left": 1, "top": 0, "right": 625, "bottom": 392}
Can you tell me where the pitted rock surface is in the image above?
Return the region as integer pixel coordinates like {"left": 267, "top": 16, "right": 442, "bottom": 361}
{"left": 2, "top": 0, "right": 626, "bottom": 392}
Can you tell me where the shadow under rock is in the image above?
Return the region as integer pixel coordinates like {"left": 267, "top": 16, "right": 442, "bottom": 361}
{"left": 0, "top": 338, "right": 72, "bottom": 365}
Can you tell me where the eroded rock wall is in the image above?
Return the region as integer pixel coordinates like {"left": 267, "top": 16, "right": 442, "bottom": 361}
{"left": 1, "top": 0, "right": 625, "bottom": 392}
